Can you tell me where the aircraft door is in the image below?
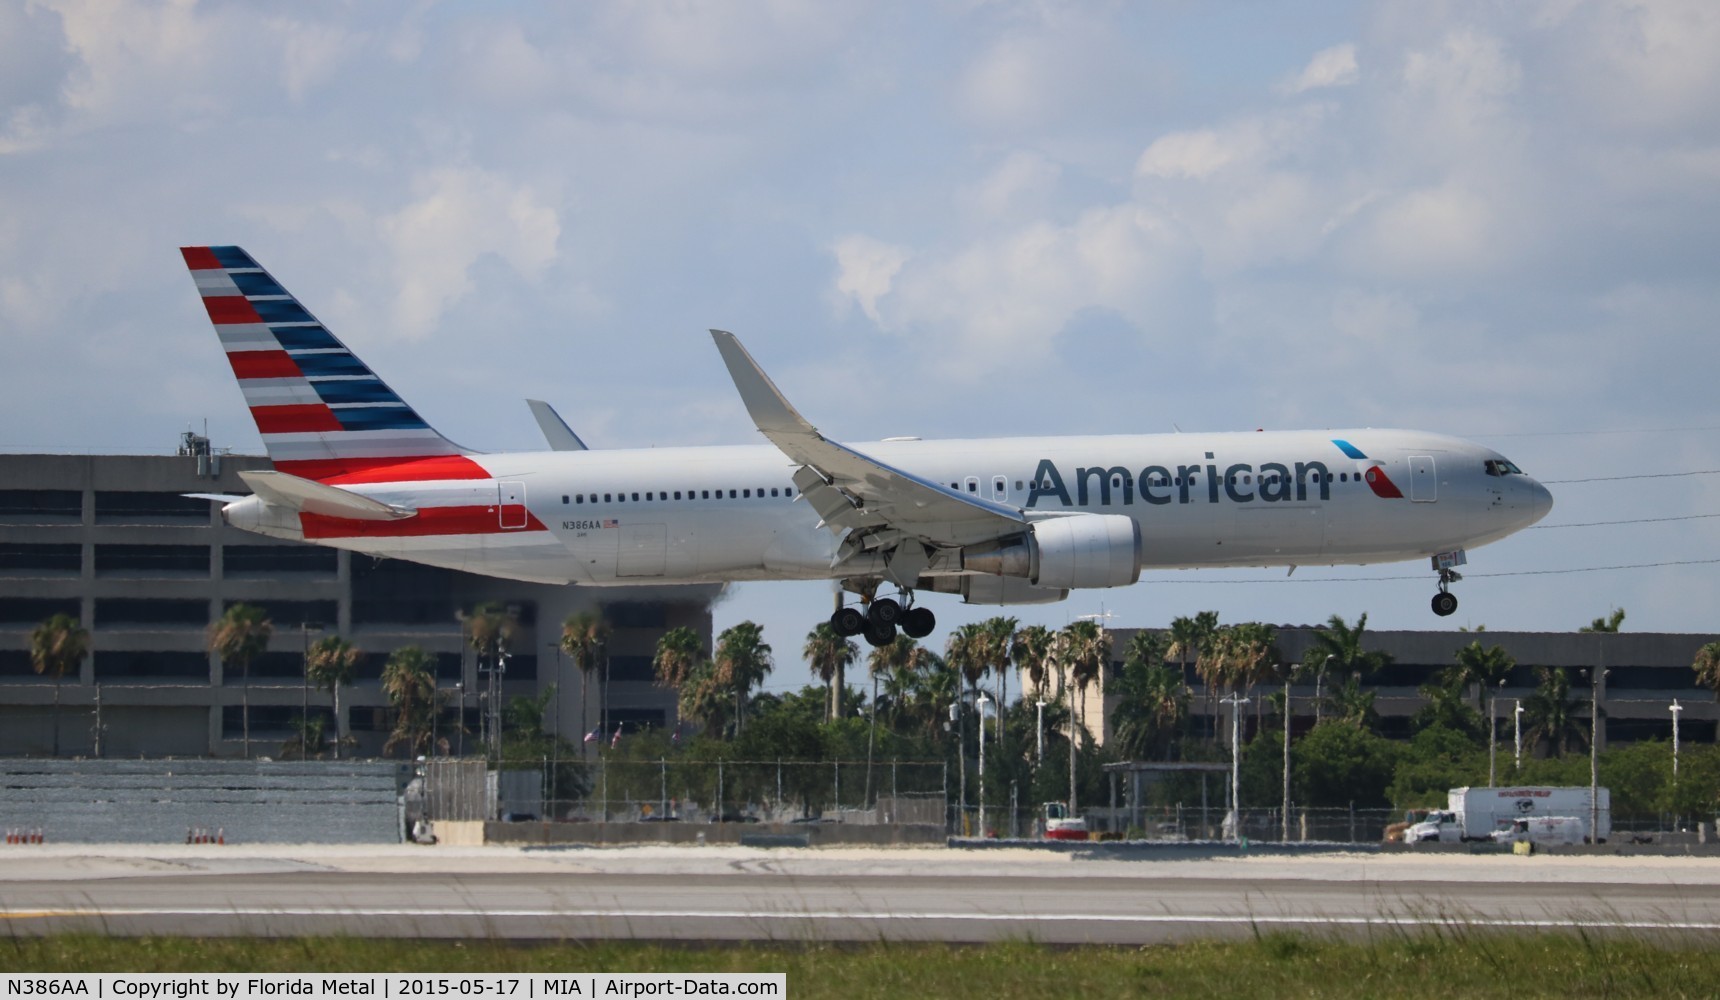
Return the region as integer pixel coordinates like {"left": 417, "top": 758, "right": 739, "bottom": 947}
{"left": 1409, "top": 456, "right": 1436, "bottom": 502}
{"left": 498, "top": 482, "right": 528, "bottom": 529}
{"left": 618, "top": 523, "right": 667, "bottom": 577}
{"left": 992, "top": 475, "right": 1008, "bottom": 502}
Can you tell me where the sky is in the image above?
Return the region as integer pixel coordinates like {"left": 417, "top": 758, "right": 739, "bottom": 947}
{"left": 3, "top": 0, "right": 1719, "bottom": 695}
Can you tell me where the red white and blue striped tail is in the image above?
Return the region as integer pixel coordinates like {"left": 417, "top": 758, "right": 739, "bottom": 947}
{"left": 182, "top": 246, "right": 486, "bottom": 484}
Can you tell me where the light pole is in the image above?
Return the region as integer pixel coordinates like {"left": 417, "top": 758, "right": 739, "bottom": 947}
{"left": 1671, "top": 699, "right": 1683, "bottom": 822}
{"left": 1280, "top": 663, "right": 1292, "bottom": 843}
{"left": 977, "top": 693, "right": 991, "bottom": 837}
{"left": 1315, "top": 655, "right": 1333, "bottom": 724}
{"left": 949, "top": 701, "right": 965, "bottom": 833}
{"left": 1587, "top": 660, "right": 1607, "bottom": 843}
{"left": 455, "top": 682, "right": 464, "bottom": 757}
{"left": 1488, "top": 679, "right": 1503, "bottom": 787}
{"left": 1035, "top": 699, "right": 1046, "bottom": 765}
{"left": 1513, "top": 700, "right": 1523, "bottom": 772}
{"left": 1220, "top": 693, "right": 1248, "bottom": 843}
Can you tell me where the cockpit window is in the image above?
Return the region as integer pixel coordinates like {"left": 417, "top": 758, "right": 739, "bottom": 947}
{"left": 1484, "top": 459, "right": 1524, "bottom": 477}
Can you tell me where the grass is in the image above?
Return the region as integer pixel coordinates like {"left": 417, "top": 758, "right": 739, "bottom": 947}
{"left": 5, "top": 932, "right": 1720, "bottom": 999}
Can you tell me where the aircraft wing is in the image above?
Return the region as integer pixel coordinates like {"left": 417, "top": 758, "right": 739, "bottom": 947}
{"left": 526, "top": 399, "right": 590, "bottom": 451}
{"left": 710, "top": 330, "right": 1026, "bottom": 551}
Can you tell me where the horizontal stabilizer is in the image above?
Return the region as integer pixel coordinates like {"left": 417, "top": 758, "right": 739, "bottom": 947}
{"left": 238, "top": 470, "right": 416, "bottom": 521}
{"left": 182, "top": 492, "right": 247, "bottom": 504}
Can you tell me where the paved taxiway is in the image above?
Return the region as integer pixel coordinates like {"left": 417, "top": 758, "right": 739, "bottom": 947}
{"left": 4, "top": 844, "right": 1720, "bottom": 944}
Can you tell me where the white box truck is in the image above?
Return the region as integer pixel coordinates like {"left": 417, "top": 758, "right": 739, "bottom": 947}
{"left": 1406, "top": 786, "right": 1610, "bottom": 844}
{"left": 1490, "top": 815, "right": 1588, "bottom": 847}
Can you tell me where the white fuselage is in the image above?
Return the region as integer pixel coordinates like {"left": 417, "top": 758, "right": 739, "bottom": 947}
{"left": 223, "top": 428, "right": 1553, "bottom": 596}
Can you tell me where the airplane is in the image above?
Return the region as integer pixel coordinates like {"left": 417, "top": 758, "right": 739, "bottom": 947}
{"left": 182, "top": 245, "right": 1553, "bottom": 647}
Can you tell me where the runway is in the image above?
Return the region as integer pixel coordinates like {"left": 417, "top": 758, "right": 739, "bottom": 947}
{"left": 4, "top": 844, "right": 1720, "bottom": 944}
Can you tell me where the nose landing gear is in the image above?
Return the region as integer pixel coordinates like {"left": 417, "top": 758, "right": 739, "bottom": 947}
{"left": 1430, "top": 550, "right": 1466, "bottom": 617}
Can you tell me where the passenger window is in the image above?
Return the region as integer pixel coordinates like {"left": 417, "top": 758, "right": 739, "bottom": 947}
{"left": 576, "top": 495, "right": 584, "bottom": 504}
{"left": 743, "top": 489, "right": 751, "bottom": 498}
{"left": 562, "top": 495, "right": 569, "bottom": 505}
{"left": 786, "top": 487, "right": 795, "bottom": 497}
{"left": 604, "top": 493, "right": 612, "bottom": 502}
{"left": 729, "top": 489, "right": 737, "bottom": 499}
{"left": 1015, "top": 481, "right": 1024, "bottom": 490}
{"left": 647, "top": 492, "right": 654, "bottom": 501}
{"left": 629, "top": 492, "right": 637, "bottom": 501}
{"left": 674, "top": 491, "right": 682, "bottom": 500}
{"left": 771, "top": 488, "right": 779, "bottom": 497}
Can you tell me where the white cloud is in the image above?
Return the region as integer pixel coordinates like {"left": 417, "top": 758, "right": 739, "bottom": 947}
{"left": 1282, "top": 43, "right": 1359, "bottom": 94}
{"left": 959, "top": 150, "right": 1063, "bottom": 221}
{"left": 831, "top": 235, "right": 907, "bottom": 326}
{"left": 379, "top": 167, "right": 561, "bottom": 338}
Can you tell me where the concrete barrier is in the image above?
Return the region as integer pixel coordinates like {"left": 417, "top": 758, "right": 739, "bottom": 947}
{"left": 468, "top": 821, "right": 945, "bottom": 847}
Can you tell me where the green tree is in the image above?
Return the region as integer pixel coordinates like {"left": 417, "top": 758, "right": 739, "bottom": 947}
{"left": 1523, "top": 666, "right": 1587, "bottom": 756}
{"left": 1301, "top": 613, "right": 1393, "bottom": 687}
{"left": 464, "top": 602, "right": 517, "bottom": 754}
{"left": 1011, "top": 624, "right": 1055, "bottom": 701}
{"left": 1110, "top": 645, "right": 1186, "bottom": 761}
{"left": 381, "top": 646, "right": 438, "bottom": 758}
{"left": 208, "top": 603, "right": 273, "bottom": 758}
{"left": 1691, "top": 641, "right": 1720, "bottom": 701}
{"left": 1168, "top": 611, "right": 1220, "bottom": 726}
{"left": 304, "top": 635, "right": 362, "bottom": 759}
{"left": 803, "top": 622, "right": 859, "bottom": 722}
{"left": 562, "top": 611, "right": 611, "bottom": 751}
{"left": 1580, "top": 608, "right": 1626, "bottom": 633}
{"left": 1293, "top": 721, "right": 1401, "bottom": 808}
{"left": 714, "top": 621, "right": 772, "bottom": 734}
{"left": 29, "top": 613, "right": 89, "bottom": 757}
{"left": 980, "top": 616, "right": 1019, "bottom": 751}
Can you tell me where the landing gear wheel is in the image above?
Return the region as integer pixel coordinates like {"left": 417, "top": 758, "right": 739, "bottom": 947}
{"left": 1431, "top": 592, "right": 1458, "bottom": 617}
{"left": 902, "top": 606, "right": 936, "bottom": 639}
{"left": 831, "top": 606, "right": 867, "bottom": 637}
{"left": 863, "top": 621, "right": 898, "bottom": 647}
{"left": 867, "top": 597, "right": 902, "bottom": 627}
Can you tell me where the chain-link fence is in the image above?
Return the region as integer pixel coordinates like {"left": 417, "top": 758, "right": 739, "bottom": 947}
{"left": 424, "top": 758, "right": 948, "bottom": 826}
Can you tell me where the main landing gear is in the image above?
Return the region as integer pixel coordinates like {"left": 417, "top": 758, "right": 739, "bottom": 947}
{"left": 831, "top": 591, "right": 935, "bottom": 647}
{"left": 1430, "top": 549, "right": 1466, "bottom": 618}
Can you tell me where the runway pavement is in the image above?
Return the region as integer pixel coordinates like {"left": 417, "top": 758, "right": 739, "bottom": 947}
{"left": 3, "top": 843, "right": 1720, "bottom": 944}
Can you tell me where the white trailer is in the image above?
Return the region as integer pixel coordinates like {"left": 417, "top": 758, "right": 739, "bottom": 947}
{"left": 1490, "top": 815, "right": 1588, "bottom": 846}
{"left": 1406, "top": 786, "right": 1610, "bottom": 843}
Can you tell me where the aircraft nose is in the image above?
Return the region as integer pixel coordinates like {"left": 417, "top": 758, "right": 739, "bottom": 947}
{"left": 1524, "top": 478, "right": 1553, "bottom": 525}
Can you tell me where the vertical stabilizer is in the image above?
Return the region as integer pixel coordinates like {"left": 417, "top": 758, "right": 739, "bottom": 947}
{"left": 181, "top": 246, "right": 482, "bottom": 483}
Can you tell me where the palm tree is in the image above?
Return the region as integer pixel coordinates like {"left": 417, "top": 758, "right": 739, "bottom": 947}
{"left": 1112, "top": 632, "right": 1186, "bottom": 761}
{"left": 946, "top": 623, "right": 986, "bottom": 704}
{"left": 804, "top": 622, "right": 859, "bottom": 722}
{"left": 1059, "top": 620, "right": 1110, "bottom": 813}
{"left": 562, "top": 611, "right": 611, "bottom": 755}
{"left": 304, "top": 634, "right": 362, "bottom": 759}
{"left": 1523, "top": 666, "right": 1587, "bottom": 756}
{"left": 463, "top": 602, "right": 516, "bottom": 753}
{"left": 714, "top": 621, "right": 772, "bottom": 734}
{"left": 1580, "top": 609, "right": 1626, "bottom": 633}
{"left": 1168, "top": 611, "right": 1220, "bottom": 732}
{"left": 1447, "top": 640, "right": 1515, "bottom": 779}
{"left": 864, "top": 634, "right": 919, "bottom": 802}
{"left": 1011, "top": 624, "right": 1055, "bottom": 700}
{"left": 1693, "top": 641, "right": 1720, "bottom": 700}
{"left": 1300, "top": 614, "right": 1392, "bottom": 723}
{"left": 677, "top": 660, "right": 731, "bottom": 737}
{"left": 208, "top": 603, "right": 273, "bottom": 758}
{"left": 381, "top": 646, "right": 439, "bottom": 758}
{"left": 980, "top": 616, "right": 1018, "bottom": 752}
{"left": 29, "top": 613, "right": 89, "bottom": 757}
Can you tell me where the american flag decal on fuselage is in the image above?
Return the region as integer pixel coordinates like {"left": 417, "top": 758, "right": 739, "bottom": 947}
{"left": 181, "top": 245, "right": 487, "bottom": 484}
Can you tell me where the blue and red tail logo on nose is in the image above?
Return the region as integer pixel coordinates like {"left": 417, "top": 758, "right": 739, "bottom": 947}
{"left": 1332, "top": 439, "right": 1404, "bottom": 499}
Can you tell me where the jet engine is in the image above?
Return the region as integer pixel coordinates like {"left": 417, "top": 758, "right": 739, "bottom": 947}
{"left": 961, "top": 514, "right": 1141, "bottom": 590}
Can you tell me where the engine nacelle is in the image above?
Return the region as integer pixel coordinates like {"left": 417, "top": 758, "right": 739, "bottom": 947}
{"left": 922, "top": 575, "right": 1069, "bottom": 606}
{"left": 963, "top": 514, "right": 1142, "bottom": 590}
